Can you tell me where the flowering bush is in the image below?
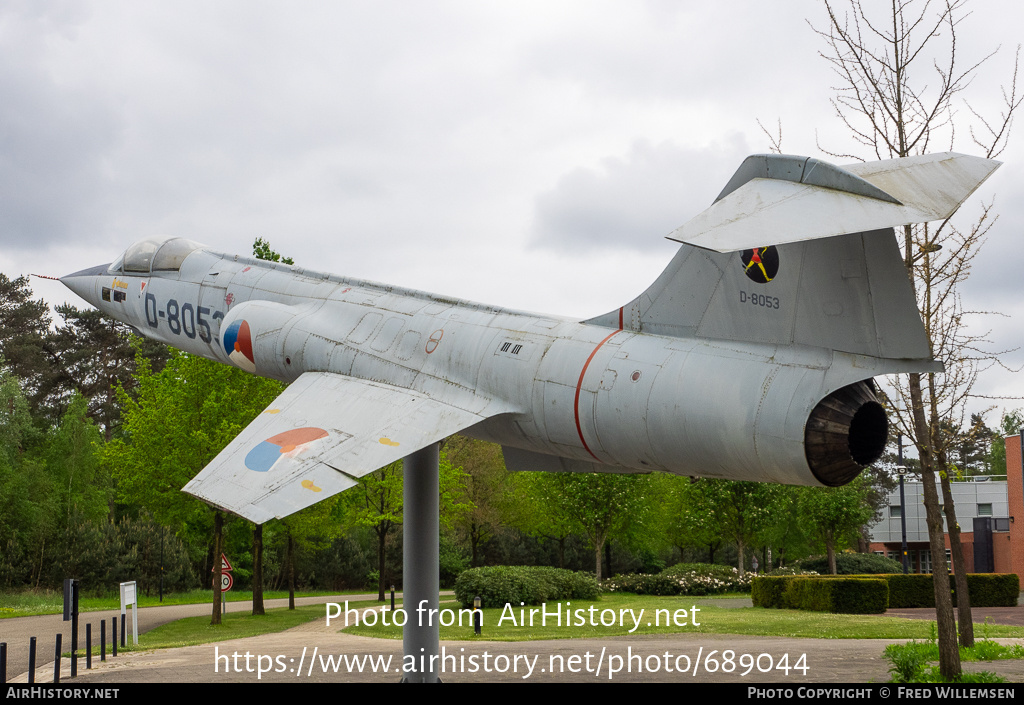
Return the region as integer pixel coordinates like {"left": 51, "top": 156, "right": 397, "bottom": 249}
{"left": 603, "top": 563, "right": 754, "bottom": 596}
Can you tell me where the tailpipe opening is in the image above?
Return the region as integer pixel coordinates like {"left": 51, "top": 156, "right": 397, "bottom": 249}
{"left": 804, "top": 380, "right": 887, "bottom": 487}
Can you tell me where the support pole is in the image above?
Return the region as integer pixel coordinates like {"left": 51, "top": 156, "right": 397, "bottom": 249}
{"left": 402, "top": 442, "right": 440, "bottom": 683}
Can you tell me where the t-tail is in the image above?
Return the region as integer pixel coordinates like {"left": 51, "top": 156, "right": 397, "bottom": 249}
{"left": 582, "top": 152, "right": 1000, "bottom": 481}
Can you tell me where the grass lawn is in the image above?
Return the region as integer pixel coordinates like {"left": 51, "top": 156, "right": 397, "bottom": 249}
{"left": 32, "top": 591, "right": 1024, "bottom": 660}
{"left": 71, "top": 598, "right": 383, "bottom": 655}
{"left": 0, "top": 588, "right": 375, "bottom": 619}
{"left": 342, "top": 593, "right": 1024, "bottom": 642}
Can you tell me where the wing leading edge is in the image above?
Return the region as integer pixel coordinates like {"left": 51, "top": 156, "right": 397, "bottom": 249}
{"left": 182, "top": 371, "right": 498, "bottom": 523}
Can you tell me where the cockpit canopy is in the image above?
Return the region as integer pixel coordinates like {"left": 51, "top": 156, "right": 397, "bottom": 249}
{"left": 109, "top": 237, "right": 205, "bottom": 275}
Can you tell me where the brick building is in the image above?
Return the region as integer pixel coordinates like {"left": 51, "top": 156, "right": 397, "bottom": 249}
{"left": 867, "top": 434, "right": 1022, "bottom": 586}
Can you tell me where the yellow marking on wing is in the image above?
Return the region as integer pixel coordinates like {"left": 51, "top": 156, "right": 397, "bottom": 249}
{"left": 301, "top": 479, "right": 322, "bottom": 492}
{"left": 263, "top": 409, "right": 282, "bottom": 414}
{"left": 379, "top": 437, "right": 400, "bottom": 447}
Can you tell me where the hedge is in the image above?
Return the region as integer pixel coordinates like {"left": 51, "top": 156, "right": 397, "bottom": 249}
{"left": 453, "top": 566, "right": 600, "bottom": 608}
{"left": 885, "top": 573, "right": 1019, "bottom": 608}
{"left": 753, "top": 572, "right": 1019, "bottom": 612}
{"left": 753, "top": 575, "right": 888, "bottom": 613}
{"left": 796, "top": 553, "right": 902, "bottom": 575}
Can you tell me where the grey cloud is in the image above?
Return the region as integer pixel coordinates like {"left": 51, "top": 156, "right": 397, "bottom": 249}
{"left": 0, "top": 6, "right": 120, "bottom": 250}
{"left": 529, "top": 137, "right": 750, "bottom": 252}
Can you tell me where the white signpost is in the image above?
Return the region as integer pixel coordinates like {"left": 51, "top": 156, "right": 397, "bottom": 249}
{"left": 120, "top": 581, "right": 139, "bottom": 645}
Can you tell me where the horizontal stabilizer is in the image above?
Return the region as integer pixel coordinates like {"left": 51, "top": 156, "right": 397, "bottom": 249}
{"left": 182, "top": 371, "right": 494, "bottom": 523}
{"left": 670, "top": 153, "right": 999, "bottom": 253}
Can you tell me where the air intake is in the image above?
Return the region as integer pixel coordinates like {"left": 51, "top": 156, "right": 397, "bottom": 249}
{"left": 804, "top": 380, "right": 888, "bottom": 486}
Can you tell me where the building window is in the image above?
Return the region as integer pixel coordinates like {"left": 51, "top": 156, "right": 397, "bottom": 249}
{"left": 978, "top": 503, "right": 993, "bottom": 516}
{"left": 920, "top": 549, "right": 932, "bottom": 574}
{"left": 889, "top": 505, "right": 902, "bottom": 518}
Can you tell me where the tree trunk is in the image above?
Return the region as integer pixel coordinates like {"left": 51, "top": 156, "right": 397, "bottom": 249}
{"left": 471, "top": 521, "right": 479, "bottom": 568}
{"left": 287, "top": 532, "right": 295, "bottom": 610}
{"left": 377, "top": 524, "right": 388, "bottom": 601}
{"left": 938, "top": 463, "right": 974, "bottom": 646}
{"left": 211, "top": 511, "right": 223, "bottom": 626}
{"left": 252, "top": 523, "right": 264, "bottom": 616}
{"left": 593, "top": 531, "right": 607, "bottom": 581}
{"left": 911, "top": 374, "right": 960, "bottom": 679}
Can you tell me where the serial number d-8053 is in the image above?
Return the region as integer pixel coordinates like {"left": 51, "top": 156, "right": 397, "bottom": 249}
{"left": 145, "top": 293, "right": 224, "bottom": 342}
{"left": 739, "top": 292, "right": 780, "bottom": 310}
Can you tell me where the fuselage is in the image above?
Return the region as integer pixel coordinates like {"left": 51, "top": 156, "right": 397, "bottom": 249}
{"left": 63, "top": 241, "right": 879, "bottom": 487}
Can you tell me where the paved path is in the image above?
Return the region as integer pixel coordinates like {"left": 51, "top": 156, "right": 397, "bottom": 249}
{"left": 0, "top": 593, "right": 383, "bottom": 682}
{"left": 6, "top": 596, "right": 1024, "bottom": 683}
{"left": 16, "top": 623, "right": 1024, "bottom": 684}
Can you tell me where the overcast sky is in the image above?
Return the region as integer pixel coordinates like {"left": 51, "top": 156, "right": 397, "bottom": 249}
{"left": 3, "top": 0, "right": 1023, "bottom": 429}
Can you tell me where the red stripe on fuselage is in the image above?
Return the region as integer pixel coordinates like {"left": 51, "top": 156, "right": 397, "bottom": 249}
{"left": 573, "top": 329, "right": 622, "bottom": 461}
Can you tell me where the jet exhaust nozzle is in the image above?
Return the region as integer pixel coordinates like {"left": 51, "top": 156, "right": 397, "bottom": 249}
{"left": 804, "top": 380, "right": 888, "bottom": 487}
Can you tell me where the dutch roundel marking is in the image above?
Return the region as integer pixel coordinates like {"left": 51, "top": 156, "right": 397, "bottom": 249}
{"left": 741, "top": 246, "right": 779, "bottom": 284}
{"left": 224, "top": 319, "right": 256, "bottom": 372}
{"left": 245, "top": 427, "right": 329, "bottom": 472}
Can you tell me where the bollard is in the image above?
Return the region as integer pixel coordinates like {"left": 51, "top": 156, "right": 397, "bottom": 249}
{"left": 86, "top": 623, "right": 92, "bottom": 670}
{"left": 53, "top": 633, "right": 61, "bottom": 684}
{"left": 101, "top": 619, "right": 106, "bottom": 661}
{"left": 28, "top": 636, "right": 36, "bottom": 684}
{"left": 391, "top": 585, "right": 396, "bottom": 612}
{"left": 112, "top": 617, "right": 117, "bottom": 657}
{"left": 121, "top": 613, "right": 126, "bottom": 648}
{"left": 1, "top": 641, "right": 6, "bottom": 684}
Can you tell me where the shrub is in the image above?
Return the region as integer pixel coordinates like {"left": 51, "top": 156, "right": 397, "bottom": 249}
{"left": 964, "top": 574, "right": 1020, "bottom": 608}
{"left": 884, "top": 573, "right": 1019, "bottom": 608}
{"left": 659, "top": 563, "right": 753, "bottom": 595}
{"left": 453, "top": 566, "right": 600, "bottom": 608}
{"left": 886, "top": 574, "right": 935, "bottom": 608}
{"left": 783, "top": 576, "right": 888, "bottom": 614}
{"left": 884, "top": 641, "right": 930, "bottom": 683}
{"left": 754, "top": 574, "right": 889, "bottom": 613}
{"left": 796, "top": 553, "right": 903, "bottom": 575}
{"left": 602, "top": 573, "right": 679, "bottom": 596}
{"left": 604, "top": 563, "right": 762, "bottom": 597}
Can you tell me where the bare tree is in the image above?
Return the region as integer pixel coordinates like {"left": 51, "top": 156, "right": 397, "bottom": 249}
{"left": 812, "top": 0, "right": 1021, "bottom": 680}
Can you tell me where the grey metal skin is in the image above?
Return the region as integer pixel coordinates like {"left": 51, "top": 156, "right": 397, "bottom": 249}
{"left": 59, "top": 152, "right": 999, "bottom": 524}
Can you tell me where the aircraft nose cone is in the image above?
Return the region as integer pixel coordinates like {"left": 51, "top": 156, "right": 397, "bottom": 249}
{"left": 60, "top": 263, "right": 111, "bottom": 306}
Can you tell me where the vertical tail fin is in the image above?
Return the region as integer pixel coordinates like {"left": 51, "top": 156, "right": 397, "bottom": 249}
{"left": 584, "top": 152, "right": 998, "bottom": 367}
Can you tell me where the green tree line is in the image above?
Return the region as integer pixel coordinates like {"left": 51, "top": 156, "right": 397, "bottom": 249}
{"left": 1, "top": 250, "right": 1017, "bottom": 603}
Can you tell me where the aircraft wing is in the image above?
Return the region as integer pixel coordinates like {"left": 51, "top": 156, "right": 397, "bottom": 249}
{"left": 669, "top": 152, "right": 1000, "bottom": 253}
{"left": 182, "top": 371, "right": 494, "bottom": 523}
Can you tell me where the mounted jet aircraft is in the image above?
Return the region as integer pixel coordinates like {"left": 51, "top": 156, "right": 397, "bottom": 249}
{"left": 61, "top": 152, "right": 999, "bottom": 524}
